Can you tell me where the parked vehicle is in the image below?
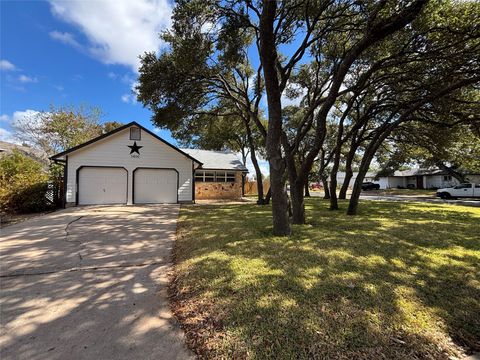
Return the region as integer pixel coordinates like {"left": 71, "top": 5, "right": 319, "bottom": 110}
{"left": 361, "top": 182, "right": 380, "bottom": 191}
{"left": 309, "top": 182, "right": 323, "bottom": 190}
{"left": 436, "top": 183, "right": 480, "bottom": 199}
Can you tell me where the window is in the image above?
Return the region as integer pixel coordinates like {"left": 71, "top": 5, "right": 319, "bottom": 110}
{"left": 454, "top": 184, "right": 472, "bottom": 189}
{"left": 204, "top": 171, "right": 215, "bottom": 182}
{"left": 194, "top": 170, "right": 236, "bottom": 182}
{"left": 226, "top": 172, "right": 236, "bottom": 182}
{"left": 215, "top": 171, "right": 236, "bottom": 183}
{"left": 443, "top": 175, "right": 452, "bottom": 181}
{"left": 130, "top": 127, "right": 141, "bottom": 140}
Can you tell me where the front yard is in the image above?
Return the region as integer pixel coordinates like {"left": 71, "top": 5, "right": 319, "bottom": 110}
{"left": 172, "top": 199, "right": 479, "bottom": 359}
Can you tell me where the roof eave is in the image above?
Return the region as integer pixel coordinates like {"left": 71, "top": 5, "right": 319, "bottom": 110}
{"left": 49, "top": 121, "right": 203, "bottom": 165}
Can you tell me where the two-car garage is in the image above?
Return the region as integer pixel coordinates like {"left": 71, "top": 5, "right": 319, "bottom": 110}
{"left": 77, "top": 166, "right": 179, "bottom": 205}
{"left": 51, "top": 122, "right": 202, "bottom": 206}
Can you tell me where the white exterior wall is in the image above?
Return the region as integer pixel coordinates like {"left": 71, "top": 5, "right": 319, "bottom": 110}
{"left": 425, "top": 175, "right": 448, "bottom": 189}
{"left": 426, "top": 174, "right": 480, "bottom": 189}
{"left": 385, "top": 177, "right": 406, "bottom": 189}
{"left": 378, "top": 177, "right": 389, "bottom": 189}
{"left": 333, "top": 172, "right": 378, "bottom": 189}
{"left": 66, "top": 127, "right": 194, "bottom": 204}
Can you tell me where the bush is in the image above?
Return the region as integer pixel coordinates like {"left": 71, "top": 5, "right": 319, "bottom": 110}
{"left": 0, "top": 150, "right": 53, "bottom": 213}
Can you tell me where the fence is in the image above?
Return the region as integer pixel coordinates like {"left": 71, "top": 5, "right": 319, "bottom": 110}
{"left": 244, "top": 180, "right": 270, "bottom": 195}
{"left": 45, "top": 178, "right": 64, "bottom": 208}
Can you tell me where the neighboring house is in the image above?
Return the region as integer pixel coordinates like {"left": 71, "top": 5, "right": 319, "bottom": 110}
{"left": 334, "top": 172, "right": 378, "bottom": 189}
{"left": 50, "top": 122, "right": 247, "bottom": 206}
{"left": 378, "top": 169, "right": 480, "bottom": 189}
{"left": 329, "top": 169, "right": 480, "bottom": 190}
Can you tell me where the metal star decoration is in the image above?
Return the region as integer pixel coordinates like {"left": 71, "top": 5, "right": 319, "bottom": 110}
{"left": 128, "top": 141, "right": 143, "bottom": 155}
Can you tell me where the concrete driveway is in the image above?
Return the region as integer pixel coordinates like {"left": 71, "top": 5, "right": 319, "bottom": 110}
{"left": 0, "top": 205, "right": 192, "bottom": 360}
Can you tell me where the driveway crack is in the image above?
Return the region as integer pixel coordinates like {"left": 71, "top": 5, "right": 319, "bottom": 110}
{"left": 64, "top": 216, "right": 84, "bottom": 243}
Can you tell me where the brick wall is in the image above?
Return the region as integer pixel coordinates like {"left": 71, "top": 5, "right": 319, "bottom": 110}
{"left": 195, "top": 171, "right": 243, "bottom": 199}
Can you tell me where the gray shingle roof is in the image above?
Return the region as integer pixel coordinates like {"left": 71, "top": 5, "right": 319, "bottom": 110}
{"left": 181, "top": 149, "right": 248, "bottom": 171}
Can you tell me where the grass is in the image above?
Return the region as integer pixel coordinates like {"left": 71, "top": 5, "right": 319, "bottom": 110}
{"left": 363, "top": 189, "right": 436, "bottom": 196}
{"left": 171, "top": 199, "right": 480, "bottom": 359}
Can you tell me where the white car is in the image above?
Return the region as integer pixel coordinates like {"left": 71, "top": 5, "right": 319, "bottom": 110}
{"left": 436, "top": 183, "right": 480, "bottom": 199}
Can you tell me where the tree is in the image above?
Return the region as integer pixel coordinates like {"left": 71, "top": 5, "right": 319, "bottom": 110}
{"left": 137, "top": 2, "right": 270, "bottom": 205}
{"left": 138, "top": 0, "right": 428, "bottom": 235}
{"left": 258, "top": 0, "right": 429, "bottom": 230}
{"left": 102, "top": 121, "right": 125, "bottom": 134}
{"left": 13, "top": 105, "right": 122, "bottom": 156}
{"left": 162, "top": 101, "right": 269, "bottom": 204}
{"left": 342, "top": 0, "right": 480, "bottom": 215}
{"left": 0, "top": 150, "right": 51, "bottom": 213}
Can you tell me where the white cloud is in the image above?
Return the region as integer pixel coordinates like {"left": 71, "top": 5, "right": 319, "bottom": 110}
{"left": 237, "top": 151, "right": 269, "bottom": 179}
{"left": 18, "top": 75, "right": 38, "bottom": 83}
{"left": 48, "top": 0, "right": 172, "bottom": 71}
{"left": 49, "top": 30, "right": 83, "bottom": 49}
{"left": 1, "top": 110, "right": 43, "bottom": 142}
{"left": 121, "top": 94, "right": 132, "bottom": 103}
{"left": 0, "top": 128, "right": 13, "bottom": 142}
{"left": 121, "top": 80, "right": 140, "bottom": 104}
{"left": 0, "top": 59, "right": 16, "bottom": 71}
{"left": 11, "top": 110, "right": 42, "bottom": 126}
{"left": 0, "top": 127, "right": 22, "bottom": 145}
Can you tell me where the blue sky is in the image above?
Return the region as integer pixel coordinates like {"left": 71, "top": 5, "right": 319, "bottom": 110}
{"left": 0, "top": 0, "right": 273, "bottom": 175}
{"left": 0, "top": 0, "right": 174, "bottom": 143}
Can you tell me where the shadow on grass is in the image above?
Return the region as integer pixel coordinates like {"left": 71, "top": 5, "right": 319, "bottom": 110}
{"left": 173, "top": 199, "right": 480, "bottom": 359}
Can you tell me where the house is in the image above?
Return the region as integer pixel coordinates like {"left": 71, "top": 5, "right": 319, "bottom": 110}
{"left": 334, "top": 171, "right": 378, "bottom": 188}
{"left": 181, "top": 149, "right": 248, "bottom": 200}
{"left": 330, "top": 169, "right": 480, "bottom": 190}
{"left": 377, "top": 169, "right": 480, "bottom": 189}
{"left": 50, "top": 122, "right": 248, "bottom": 206}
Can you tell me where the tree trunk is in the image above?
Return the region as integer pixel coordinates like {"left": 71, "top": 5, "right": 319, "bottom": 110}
{"left": 321, "top": 174, "right": 330, "bottom": 199}
{"left": 329, "top": 174, "right": 339, "bottom": 209}
{"left": 347, "top": 136, "right": 385, "bottom": 215}
{"left": 264, "top": 187, "right": 271, "bottom": 204}
{"left": 290, "top": 180, "right": 305, "bottom": 224}
{"left": 304, "top": 182, "right": 310, "bottom": 197}
{"left": 435, "top": 161, "right": 466, "bottom": 183}
{"left": 347, "top": 157, "right": 372, "bottom": 215}
{"left": 245, "top": 119, "right": 265, "bottom": 204}
{"left": 339, "top": 141, "right": 357, "bottom": 199}
{"left": 339, "top": 168, "right": 353, "bottom": 200}
{"left": 260, "top": 0, "right": 290, "bottom": 235}
{"left": 329, "top": 146, "right": 341, "bottom": 210}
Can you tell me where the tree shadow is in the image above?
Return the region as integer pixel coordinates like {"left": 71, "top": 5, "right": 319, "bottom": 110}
{"left": 0, "top": 205, "right": 190, "bottom": 360}
{"left": 173, "top": 199, "right": 480, "bottom": 359}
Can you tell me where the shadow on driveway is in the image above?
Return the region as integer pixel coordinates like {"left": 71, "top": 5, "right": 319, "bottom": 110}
{"left": 0, "top": 205, "right": 192, "bottom": 360}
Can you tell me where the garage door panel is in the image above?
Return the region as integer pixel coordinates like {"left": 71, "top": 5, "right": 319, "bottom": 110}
{"left": 134, "top": 169, "right": 177, "bottom": 204}
{"left": 78, "top": 167, "right": 127, "bottom": 205}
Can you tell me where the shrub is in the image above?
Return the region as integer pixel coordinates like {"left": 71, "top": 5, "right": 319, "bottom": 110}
{"left": 0, "top": 150, "right": 53, "bottom": 213}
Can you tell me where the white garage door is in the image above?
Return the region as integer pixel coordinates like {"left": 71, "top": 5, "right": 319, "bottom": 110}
{"left": 134, "top": 168, "right": 177, "bottom": 204}
{"left": 78, "top": 167, "right": 127, "bottom": 205}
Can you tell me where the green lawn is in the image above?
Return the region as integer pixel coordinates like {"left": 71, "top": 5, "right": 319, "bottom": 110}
{"left": 172, "top": 199, "right": 480, "bottom": 359}
{"left": 363, "top": 189, "right": 437, "bottom": 196}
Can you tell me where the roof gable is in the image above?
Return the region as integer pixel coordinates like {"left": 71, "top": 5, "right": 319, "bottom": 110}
{"left": 50, "top": 121, "right": 202, "bottom": 165}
